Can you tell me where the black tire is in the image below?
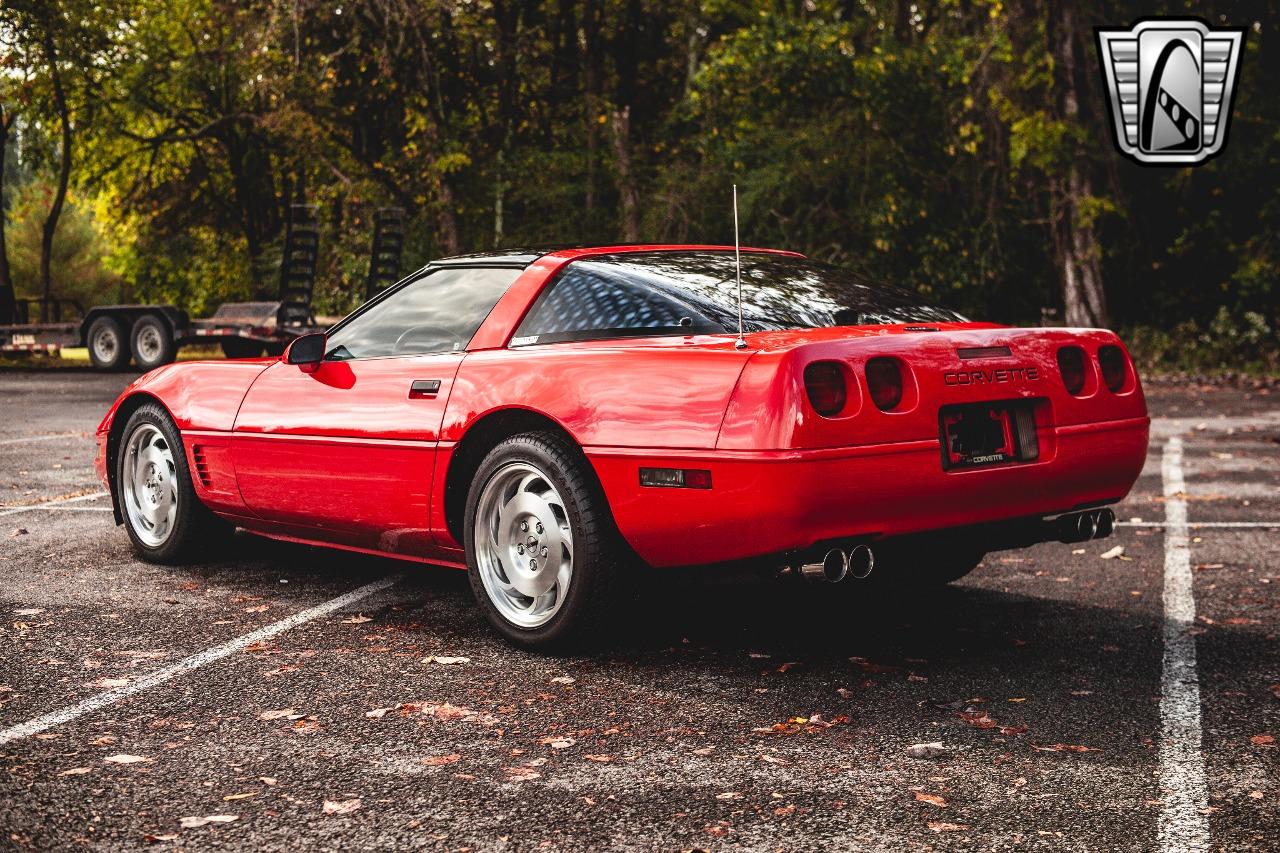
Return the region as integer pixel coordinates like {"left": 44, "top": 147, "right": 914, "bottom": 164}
{"left": 131, "top": 314, "right": 177, "bottom": 371}
{"left": 464, "top": 432, "right": 629, "bottom": 649}
{"left": 87, "top": 316, "right": 129, "bottom": 370}
{"left": 115, "top": 402, "right": 231, "bottom": 563}
{"left": 221, "top": 339, "right": 266, "bottom": 359}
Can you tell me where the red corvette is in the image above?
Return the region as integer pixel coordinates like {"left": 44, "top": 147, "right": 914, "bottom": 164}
{"left": 96, "top": 245, "right": 1149, "bottom": 646}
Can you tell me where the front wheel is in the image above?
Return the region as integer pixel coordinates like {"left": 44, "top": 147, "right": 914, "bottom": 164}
{"left": 116, "top": 403, "right": 230, "bottom": 563}
{"left": 464, "top": 432, "right": 628, "bottom": 649}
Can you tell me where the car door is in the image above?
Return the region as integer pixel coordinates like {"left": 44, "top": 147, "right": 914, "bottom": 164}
{"left": 230, "top": 265, "right": 524, "bottom": 556}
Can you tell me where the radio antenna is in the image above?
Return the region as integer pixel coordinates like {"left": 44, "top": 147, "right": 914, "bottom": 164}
{"left": 732, "top": 184, "right": 746, "bottom": 350}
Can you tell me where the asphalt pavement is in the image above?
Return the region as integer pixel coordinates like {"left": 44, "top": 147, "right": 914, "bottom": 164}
{"left": 0, "top": 369, "right": 1276, "bottom": 851}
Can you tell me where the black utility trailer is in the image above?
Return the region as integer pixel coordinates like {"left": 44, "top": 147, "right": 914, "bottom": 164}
{"left": 0, "top": 297, "right": 321, "bottom": 370}
{"left": 0, "top": 204, "right": 406, "bottom": 371}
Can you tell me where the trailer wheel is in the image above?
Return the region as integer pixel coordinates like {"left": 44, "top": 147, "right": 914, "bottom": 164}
{"left": 131, "top": 315, "right": 176, "bottom": 370}
{"left": 87, "top": 316, "right": 129, "bottom": 370}
{"left": 221, "top": 339, "right": 265, "bottom": 359}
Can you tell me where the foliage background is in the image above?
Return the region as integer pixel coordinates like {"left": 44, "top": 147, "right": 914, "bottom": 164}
{"left": 1, "top": 0, "right": 1277, "bottom": 371}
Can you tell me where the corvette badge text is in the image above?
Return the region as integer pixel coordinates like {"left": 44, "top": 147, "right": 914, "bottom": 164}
{"left": 1096, "top": 18, "right": 1246, "bottom": 166}
{"left": 943, "top": 367, "right": 1040, "bottom": 386}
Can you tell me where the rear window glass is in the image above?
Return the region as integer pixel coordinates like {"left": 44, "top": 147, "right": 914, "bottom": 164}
{"left": 512, "top": 251, "right": 964, "bottom": 345}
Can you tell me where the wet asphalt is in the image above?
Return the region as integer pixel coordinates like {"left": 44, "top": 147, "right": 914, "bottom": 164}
{"left": 0, "top": 369, "right": 1276, "bottom": 851}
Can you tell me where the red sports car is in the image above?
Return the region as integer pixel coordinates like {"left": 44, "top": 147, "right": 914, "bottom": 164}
{"left": 96, "top": 245, "right": 1149, "bottom": 646}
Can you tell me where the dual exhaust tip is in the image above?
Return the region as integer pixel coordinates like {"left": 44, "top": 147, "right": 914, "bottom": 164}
{"left": 799, "top": 545, "right": 874, "bottom": 584}
{"left": 1058, "top": 508, "right": 1116, "bottom": 543}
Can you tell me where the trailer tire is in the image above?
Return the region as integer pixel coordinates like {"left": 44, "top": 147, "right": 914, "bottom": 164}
{"left": 221, "top": 339, "right": 265, "bottom": 359}
{"left": 87, "top": 316, "right": 129, "bottom": 371}
{"left": 131, "top": 314, "right": 176, "bottom": 371}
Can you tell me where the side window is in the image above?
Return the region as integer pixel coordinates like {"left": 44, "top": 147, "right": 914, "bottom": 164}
{"left": 326, "top": 267, "right": 521, "bottom": 359}
{"left": 512, "top": 263, "right": 721, "bottom": 345}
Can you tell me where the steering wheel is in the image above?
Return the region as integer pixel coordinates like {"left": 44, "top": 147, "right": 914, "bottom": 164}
{"left": 393, "top": 324, "right": 465, "bottom": 354}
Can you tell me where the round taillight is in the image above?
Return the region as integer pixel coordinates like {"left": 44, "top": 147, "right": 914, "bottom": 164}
{"left": 865, "top": 357, "right": 903, "bottom": 411}
{"left": 803, "top": 361, "right": 847, "bottom": 417}
{"left": 1097, "top": 345, "right": 1128, "bottom": 392}
{"left": 1057, "top": 346, "right": 1087, "bottom": 395}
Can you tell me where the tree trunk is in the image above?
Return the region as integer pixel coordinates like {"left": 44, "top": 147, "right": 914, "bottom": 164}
{"left": 40, "top": 28, "right": 73, "bottom": 322}
{"left": 0, "top": 107, "right": 15, "bottom": 325}
{"left": 1051, "top": 2, "right": 1107, "bottom": 327}
{"left": 581, "top": 0, "right": 602, "bottom": 225}
{"left": 436, "top": 177, "right": 461, "bottom": 255}
{"left": 611, "top": 107, "right": 640, "bottom": 242}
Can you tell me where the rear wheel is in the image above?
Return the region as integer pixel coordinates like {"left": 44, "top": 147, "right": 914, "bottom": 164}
{"left": 116, "top": 403, "right": 230, "bottom": 563}
{"left": 464, "top": 432, "right": 628, "bottom": 648}
{"left": 131, "top": 315, "right": 176, "bottom": 370}
{"left": 87, "top": 316, "right": 128, "bottom": 370}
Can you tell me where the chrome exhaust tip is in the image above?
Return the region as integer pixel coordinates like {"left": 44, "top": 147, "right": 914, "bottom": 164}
{"left": 1093, "top": 509, "right": 1115, "bottom": 539}
{"left": 799, "top": 548, "right": 849, "bottom": 583}
{"left": 1076, "top": 512, "right": 1098, "bottom": 542}
{"left": 847, "top": 544, "right": 875, "bottom": 580}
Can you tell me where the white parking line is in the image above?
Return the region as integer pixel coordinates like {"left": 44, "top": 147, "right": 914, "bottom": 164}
{"left": 0, "top": 492, "right": 109, "bottom": 517}
{"left": 0, "top": 574, "right": 402, "bottom": 746}
{"left": 0, "top": 433, "right": 86, "bottom": 446}
{"left": 1119, "top": 521, "right": 1280, "bottom": 529}
{"left": 1158, "top": 436, "right": 1211, "bottom": 853}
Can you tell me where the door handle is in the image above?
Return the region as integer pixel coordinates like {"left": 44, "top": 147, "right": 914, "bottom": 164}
{"left": 409, "top": 379, "right": 442, "bottom": 398}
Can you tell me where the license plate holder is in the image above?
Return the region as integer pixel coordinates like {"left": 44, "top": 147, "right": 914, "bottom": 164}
{"left": 940, "top": 402, "right": 1038, "bottom": 470}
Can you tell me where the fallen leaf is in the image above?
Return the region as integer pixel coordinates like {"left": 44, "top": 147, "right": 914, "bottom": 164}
{"left": 422, "top": 754, "right": 462, "bottom": 766}
{"left": 539, "top": 736, "right": 575, "bottom": 749}
{"left": 258, "top": 708, "right": 297, "bottom": 720}
{"left": 774, "top": 804, "right": 796, "bottom": 816}
{"left": 260, "top": 777, "right": 277, "bottom": 786}
{"left": 291, "top": 718, "right": 321, "bottom": 734}
{"left": 1032, "top": 743, "right": 1100, "bottom": 753}
{"left": 549, "top": 676, "right": 575, "bottom": 685}
{"left": 927, "top": 821, "right": 969, "bottom": 832}
{"left": 1248, "top": 790, "right": 1264, "bottom": 800}
{"left": 583, "top": 754, "right": 613, "bottom": 763}
{"left": 421, "top": 656, "right": 470, "bottom": 665}
{"left": 243, "top": 605, "right": 270, "bottom": 613}
{"left": 759, "top": 754, "right": 790, "bottom": 766}
{"left": 1000, "top": 725, "right": 1029, "bottom": 736}
{"left": 503, "top": 766, "right": 541, "bottom": 781}
{"left": 11, "top": 528, "right": 28, "bottom": 537}
{"left": 223, "top": 792, "right": 256, "bottom": 801}
{"left": 715, "top": 792, "right": 742, "bottom": 800}
{"left": 776, "top": 661, "right": 801, "bottom": 673}
{"left": 906, "top": 742, "right": 949, "bottom": 760}
{"left": 178, "top": 815, "right": 238, "bottom": 828}
{"left": 914, "top": 792, "right": 948, "bottom": 808}
{"left": 13, "top": 608, "right": 43, "bottom": 616}
{"left": 692, "top": 746, "right": 714, "bottom": 756}
{"left": 365, "top": 707, "right": 395, "bottom": 719}
{"left": 104, "top": 754, "right": 150, "bottom": 764}
{"left": 1099, "top": 545, "right": 1124, "bottom": 560}
{"left": 87, "top": 677, "right": 130, "bottom": 689}
{"left": 341, "top": 615, "right": 373, "bottom": 624}
{"left": 58, "top": 767, "right": 92, "bottom": 776}
{"left": 958, "top": 710, "right": 997, "bottom": 729}
{"left": 322, "top": 799, "right": 362, "bottom": 815}
{"left": 1250, "top": 734, "right": 1275, "bottom": 746}
{"left": 144, "top": 832, "right": 179, "bottom": 842}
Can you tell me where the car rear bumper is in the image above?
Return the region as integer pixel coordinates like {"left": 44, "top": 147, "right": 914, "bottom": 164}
{"left": 587, "top": 415, "right": 1150, "bottom": 568}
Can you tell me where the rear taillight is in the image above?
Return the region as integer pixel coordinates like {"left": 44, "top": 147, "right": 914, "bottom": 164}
{"left": 804, "top": 361, "right": 847, "bottom": 417}
{"left": 865, "top": 357, "right": 903, "bottom": 411}
{"left": 1057, "top": 346, "right": 1087, "bottom": 395}
{"left": 1097, "top": 345, "right": 1128, "bottom": 392}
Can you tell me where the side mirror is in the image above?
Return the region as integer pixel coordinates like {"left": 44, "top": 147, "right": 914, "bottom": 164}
{"left": 285, "top": 332, "right": 326, "bottom": 373}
